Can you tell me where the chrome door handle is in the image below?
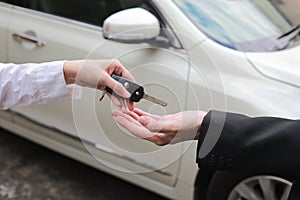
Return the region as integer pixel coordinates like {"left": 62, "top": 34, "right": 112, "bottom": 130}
{"left": 13, "top": 33, "right": 46, "bottom": 47}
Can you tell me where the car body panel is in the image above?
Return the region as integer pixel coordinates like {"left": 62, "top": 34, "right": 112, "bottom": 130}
{"left": 246, "top": 46, "right": 300, "bottom": 88}
{"left": 189, "top": 40, "right": 300, "bottom": 119}
{"left": 0, "top": 2, "right": 12, "bottom": 62}
{"left": 7, "top": 3, "right": 191, "bottom": 188}
{"left": 8, "top": 6, "right": 102, "bottom": 63}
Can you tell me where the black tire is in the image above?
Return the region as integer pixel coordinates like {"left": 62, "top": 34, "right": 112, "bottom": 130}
{"left": 206, "top": 171, "right": 255, "bottom": 200}
{"left": 196, "top": 171, "right": 292, "bottom": 200}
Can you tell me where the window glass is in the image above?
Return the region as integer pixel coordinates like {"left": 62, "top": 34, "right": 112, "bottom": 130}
{"left": 173, "top": 0, "right": 300, "bottom": 52}
{"left": 4, "top": 0, "right": 151, "bottom": 26}
{"left": 3, "top": 0, "right": 28, "bottom": 7}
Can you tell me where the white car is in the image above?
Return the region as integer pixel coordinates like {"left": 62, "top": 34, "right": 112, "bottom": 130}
{"left": 1, "top": 0, "right": 300, "bottom": 199}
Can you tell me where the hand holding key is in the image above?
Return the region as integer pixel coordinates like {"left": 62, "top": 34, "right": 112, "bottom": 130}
{"left": 64, "top": 59, "right": 135, "bottom": 111}
{"left": 104, "top": 74, "right": 167, "bottom": 110}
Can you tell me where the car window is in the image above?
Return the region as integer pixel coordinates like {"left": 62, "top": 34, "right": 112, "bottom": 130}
{"left": 173, "top": 0, "right": 300, "bottom": 52}
{"left": 3, "top": 0, "right": 151, "bottom": 26}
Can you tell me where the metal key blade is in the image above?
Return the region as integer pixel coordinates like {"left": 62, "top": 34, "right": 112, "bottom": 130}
{"left": 143, "top": 93, "right": 168, "bottom": 107}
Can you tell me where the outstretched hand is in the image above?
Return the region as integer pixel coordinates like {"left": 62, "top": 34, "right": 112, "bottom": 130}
{"left": 112, "top": 108, "right": 207, "bottom": 146}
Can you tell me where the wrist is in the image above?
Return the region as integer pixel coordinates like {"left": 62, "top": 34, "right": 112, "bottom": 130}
{"left": 63, "top": 60, "right": 79, "bottom": 85}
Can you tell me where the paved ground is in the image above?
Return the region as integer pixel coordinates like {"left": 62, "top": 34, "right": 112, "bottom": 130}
{"left": 0, "top": 129, "right": 167, "bottom": 200}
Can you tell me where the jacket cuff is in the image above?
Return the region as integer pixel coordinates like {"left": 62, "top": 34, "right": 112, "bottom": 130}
{"left": 196, "top": 110, "right": 236, "bottom": 171}
{"left": 196, "top": 111, "right": 212, "bottom": 163}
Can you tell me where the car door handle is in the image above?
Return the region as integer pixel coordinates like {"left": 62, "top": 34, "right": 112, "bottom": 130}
{"left": 12, "top": 33, "right": 46, "bottom": 47}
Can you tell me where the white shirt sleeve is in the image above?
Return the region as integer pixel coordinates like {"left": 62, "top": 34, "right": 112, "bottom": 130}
{"left": 0, "top": 61, "right": 81, "bottom": 110}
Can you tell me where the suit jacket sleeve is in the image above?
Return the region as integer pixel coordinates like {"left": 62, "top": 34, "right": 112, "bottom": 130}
{"left": 196, "top": 110, "right": 300, "bottom": 177}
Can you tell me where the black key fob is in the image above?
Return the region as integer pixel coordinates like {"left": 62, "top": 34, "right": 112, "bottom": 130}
{"left": 105, "top": 74, "right": 144, "bottom": 102}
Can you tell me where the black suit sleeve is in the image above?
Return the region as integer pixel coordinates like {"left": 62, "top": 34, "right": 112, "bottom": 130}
{"left": 196, "top": 110, "right": 300, "bottom": 177}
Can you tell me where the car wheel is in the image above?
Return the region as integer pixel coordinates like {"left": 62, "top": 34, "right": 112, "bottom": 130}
{"left": 205, "top": 171, "right": 292, "bottom": 200}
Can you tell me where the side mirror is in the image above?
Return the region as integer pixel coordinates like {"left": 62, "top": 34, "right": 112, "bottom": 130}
{"left": 103, "top": 8, "right": 160, "bottom": 42}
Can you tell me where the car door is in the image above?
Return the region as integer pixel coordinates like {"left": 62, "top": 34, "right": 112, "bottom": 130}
{"left": 0, "top": 1, "right": 13, "bottom": 62}
{"left": 7, "top": 0, "right": 189, "bottom": 186}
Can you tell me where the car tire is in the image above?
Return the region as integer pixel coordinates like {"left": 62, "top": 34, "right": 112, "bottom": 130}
{"left": 202, "top": 171, "right": 292, "bottom": 200}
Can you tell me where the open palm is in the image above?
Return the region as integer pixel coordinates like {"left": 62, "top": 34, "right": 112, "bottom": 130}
{"left": 113, "top": 108, "right": 207, "bottom": 146}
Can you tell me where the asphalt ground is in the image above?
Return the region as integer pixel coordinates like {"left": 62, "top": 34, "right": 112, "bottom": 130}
{"left": 0, "top": 129, "right": 167, "bottom": 200}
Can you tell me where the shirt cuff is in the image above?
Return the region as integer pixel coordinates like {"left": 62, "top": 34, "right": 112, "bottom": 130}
{"left": 34, "top": 61, "right": 82, "bottom": 104}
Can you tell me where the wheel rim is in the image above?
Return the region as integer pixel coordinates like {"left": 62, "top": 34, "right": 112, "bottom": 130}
{"left": 228, "top": 175, "right": 292, "bottom": 200}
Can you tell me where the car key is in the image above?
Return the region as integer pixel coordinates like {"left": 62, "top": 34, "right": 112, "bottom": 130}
{"left": 105, "top": 74, "right": 168, "bottom": 107}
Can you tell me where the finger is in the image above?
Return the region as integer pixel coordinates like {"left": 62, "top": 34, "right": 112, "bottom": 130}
{"left": 112, "top": 110, "right": 170, "bottom": 145}
{"left": 107, "top": 94, "right": 131, "bottom": 113}
{"left": 139, "top": 116, "right": 165, "bottom": 132}
{"left": 139, "top": 116, "right": 177, "bottom": 134}
{"left": 106, "top": 93, "right": 122, "bottom": 107}
{"left": 113, "top": 109, "right": 141, "bottom": 126}
{"left": 112, "top": 109, "right": 125, "bottom": 117}
{"left": 112, "top": 109, "right": 139, "bottom": 120}
{"left": 134, "top": 108, "right": 161, "bottom": 119}
{"left": 133, "top": 108, "right": 150, "bottom": 116}
{"left": 133, "top": 108, "right": 162, "bottom": 120}
{"left": 119, "top": 99, "right": 129, "bottom": 113}
{"left": 119, "top": 69, "right": 135, "bottom": 82}
{"left": 114, "top": 116, "right": 156, "bottom": 139}
{"left": 107, "top": 60, "right": 135, "bottom": 81}
{"left": 127, "top": 101, "right": 134, "bottom": 111}
{"left": 128, "top": 110, "right": 140, "bottom": 120}
{"left": 103, "top": 73, "right": 131, "bottom": 98}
